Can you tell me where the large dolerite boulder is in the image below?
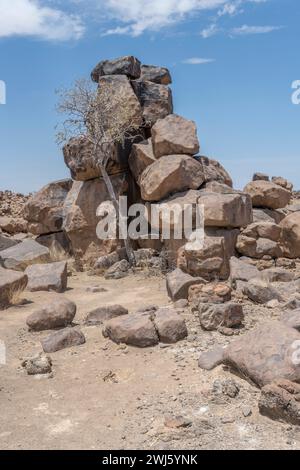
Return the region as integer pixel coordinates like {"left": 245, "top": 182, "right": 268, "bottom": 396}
{"left": 140, "top": 65, "right": 172, "bottom": 85}
{"left": 166, "top": 268, "right": 203, "bottom": 301}
{"left": 98, "top": 75, "right": 143, "bottom": 129}
{"left": 0, "top": 239, "right": 50, "bottom": 271}
{"left": 198, "top": 156, "right": 233, "bottom": 188}
{"left": 129, "top": 138, "right": 156, "bottom": 184}
{"left": 280, "top": 212, "right": 300, "bottom": 258}
{"left": 140, "top": 155, "right": 204, "bottom": 202}
{"left": 223, "top": 322, "right": 300, "bottom": 387}
{"left": 198, "top": 191, "right": 252, "bottom": 228}
{"left": 91, "top": 56, "right": 141, "bottom": 82}
{"left": 0, "top": 266, "right": 28, "bottom": 309}
{"left": 42, "top": 327, "right": 85, "bottom": 353}
{"left": 63, "top": 174, "right": 129, "bottom": 264}
{"left": 24, "top": 180, "right": 72, "bottom": 235}
{"left": 63, "top": 136, "right": 132, "bottom": 181}
{"left": 152, "top": 114, "right": 200, "bottom": 158}
{"left": 236, "top": 221, "right": 282, "bottom": 259}
{"left": 132, "top": 79, "right": 173, "bottom": 126}
{"left": 149, "top": 190, "right": 201, "bottom": 233}
{"left": 25, "top": 261, "right": 68, "bottom": 293}
{"left": 103, "top": 308, "right": 187, "bottom": 347}
{"left": 178, "top": 228, "right": 239, "bottom": 281}
{"left": 26, "top": 297, "right": 76, "bottom": 331}
{"left": 103, "top": 313, "right": 159, "bottom": 348}
{"left": 244, "top": 180, "right": 291, "bottom": 210}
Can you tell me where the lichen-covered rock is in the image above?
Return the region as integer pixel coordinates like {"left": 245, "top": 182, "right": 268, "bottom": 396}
{"left": 98, "top": 75, "right": 143, "bottom": 129}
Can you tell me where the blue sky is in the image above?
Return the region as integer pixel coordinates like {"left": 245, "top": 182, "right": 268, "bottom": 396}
{"left": 0, "top": 0, "right": 299, "bottom": 193}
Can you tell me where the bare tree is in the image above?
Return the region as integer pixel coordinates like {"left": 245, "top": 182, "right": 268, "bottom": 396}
{"left": 56, "top": 78, "right": 144, "bottom": 266}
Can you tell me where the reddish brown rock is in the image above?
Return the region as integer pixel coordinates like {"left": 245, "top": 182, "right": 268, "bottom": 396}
{"left": 140, "top": 155, "right": 204, "bottom": 202}
{"left": 244, "top": 180, "right": 291, "bottom": 210}
{"left": 166, "top": 268, "right": 204, "bottom": 301}
{"left": 42, "top": 328, "right": 86, "bottom": 353}
{"left": 153, "top": 308, "right": 188, "bottom": 343}
{"left": 223, "top": 322, "right": 300, "bottom": 387}
{"left": 199, "top": 302, "right": 244, "bottom": 331}
{"left": 24, "top": 180, "right": 72, "bottom": 235}
{"left": 280, "top": 212, "right": 300, "bottom": 258}
{"left": 129, "top": 138, "right": 156, "bottom": 183}
{"left": 152, "top": 114, "right": 200, "bottom": 158}
{"left": 259, "top": 380, "right": 300, "bottom": 425}
{"left": 103, "top": 313, "right": 159, "bottom": 348}
{"left": 0, "top": 216, "right": 27, "bottom": 234}
{"left": 141, "top": 65, "right": 172, "bottom": 85}
{"left": 26, "top": 297, "right": 76, "bottom": 331}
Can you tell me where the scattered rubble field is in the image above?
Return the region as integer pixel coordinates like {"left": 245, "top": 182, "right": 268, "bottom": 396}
{"left": 1, "top": 272, "right": 300, "bottom": 451}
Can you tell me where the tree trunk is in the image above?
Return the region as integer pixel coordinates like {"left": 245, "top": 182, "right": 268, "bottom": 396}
{"left": 99, "top": 163, "right": 136, "bottom": 267}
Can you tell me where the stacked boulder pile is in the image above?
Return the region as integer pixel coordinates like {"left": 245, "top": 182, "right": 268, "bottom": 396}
{"left": 2, "top": 55, "right": 300, "bottom": 425}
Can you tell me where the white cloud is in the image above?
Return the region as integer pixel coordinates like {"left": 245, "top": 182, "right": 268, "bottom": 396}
{"left": 231, "top": 24, "right": 283, "bottom": 35}
{"left": 183, "top": 57, "right": 215, "bottom": 64}
{"left": 98, "top": 0, "right": 230, "bottom": 36}
{"left": 0, "top": 0, "right": 85, "bottom": 41}
{"left": 200, "top": 23, "right": 219, "bottom": 38}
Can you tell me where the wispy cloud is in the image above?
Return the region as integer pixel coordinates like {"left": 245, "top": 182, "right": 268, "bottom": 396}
{"left": 183, "top": 57, "right": 215, "bottom": 64}
{"left": 0, "top": 0, "right": 84, "bottom": 41}
{"left": 0, "top": 0, "right": 272, "bottom": 41}
{"left": 200, "top": 23, "right": 220, "bottom": 38}
{"left": 231, "top": 24, "right": 283, "bottom": 35}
